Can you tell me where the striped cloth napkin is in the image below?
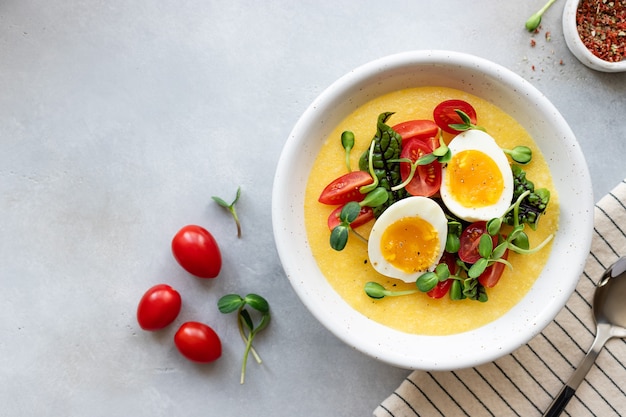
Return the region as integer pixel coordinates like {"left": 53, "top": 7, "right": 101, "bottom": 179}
{"left": 374, "top": 179, "right": 626, "bottom": 417}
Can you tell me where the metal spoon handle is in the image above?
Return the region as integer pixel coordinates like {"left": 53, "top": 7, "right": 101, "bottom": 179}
{"left": 542, "top": 325, "right": 611, "bottom": 417}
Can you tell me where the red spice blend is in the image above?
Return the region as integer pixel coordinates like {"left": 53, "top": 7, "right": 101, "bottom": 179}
{"left": 576, "top": 0, "right": 626, "bottom": 62}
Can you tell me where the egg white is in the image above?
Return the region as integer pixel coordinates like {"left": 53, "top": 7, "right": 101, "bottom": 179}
{"left": 440, "top": 130, "right": 514, "bottom": 222}
{"left": 367, "top": 196, "right": 447, "bottom": 283}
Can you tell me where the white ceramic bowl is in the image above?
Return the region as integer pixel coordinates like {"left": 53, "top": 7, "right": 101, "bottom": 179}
{"left": 272, "top": 50, "right": 593, "bottom": 370}
{"left": 563, "top": 0, "right": 626, "bottom": 72}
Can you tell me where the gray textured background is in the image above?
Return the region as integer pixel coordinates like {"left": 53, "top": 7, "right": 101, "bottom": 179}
{"left": 1, "top": 1, "right": 625, "bottom": 416}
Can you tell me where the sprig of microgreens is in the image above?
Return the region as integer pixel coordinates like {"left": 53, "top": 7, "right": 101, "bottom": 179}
{"left": 503, "top": 146, "right": 532, "bottom": 164}
{"left": 217, "top": 293, "right": 270, "bottom": 384}
{"left": 525, "top": 0, "right": 557, "bottom": 32}
{"left": 212, "top": 186, "right": 242, "bottom": 238}
{"left": 449, "top": 109, "right": 486, "bottom": 132}
{"left": 364, "top": 190, "right": 554, "bottom": 302}
{"left": 329, "top": 187, "right": 388, "bottom": 251}
{"left": 341, "top": 130, "right": 355, "bottom": 172}
{"left": 467, "top": 190, "right": 554, "bottom": 278}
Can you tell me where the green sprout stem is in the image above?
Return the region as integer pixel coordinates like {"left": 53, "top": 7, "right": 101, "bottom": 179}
{"left": 508, "top": 233, "right": 554, "bottom": 255}
{"left": 218, "top": 293, "right": 270, "bottom": 384}
{"left": 390, "top": 154, "right": 437, "bottom": 192}
{"left": 360, "top": 140, "right": 379, "bottom": 194}
{"left": 237, "top": 318, "right": 262, "bottom": 364}
{"left": 341, "top": 131, "right": 355, "bottom": 172}
{"left": 212, "top": 186, "right": 242, "bottom": 238}
{"left": 525, "top": 0, "right": 557, "bottom": 32}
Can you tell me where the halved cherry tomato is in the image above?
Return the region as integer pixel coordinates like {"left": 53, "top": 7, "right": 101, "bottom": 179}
{"left": 399, "top": 138, "right": 442, "bottom": 197}
{"left": 433, "top": 99, "right": 478, "bottom": 134}
{"left": 427, "top": 278, "right": 452, "bottom": 299}
{"left": 479, "top": 249, "right": 509, "bottom": 288}
{"left": 392, "top": 120, "right": 439, "bottom": 150}
{"left": 327, "top": 204, "right": 374, "bottom": 230}
{"left": 318, "top": 171, "right": 373, "bottom": 205}
{"left": 174, "top": 321, "right": 222, "bottom": 363}
{"left": 172, "top": 225, "right": 222, "bottom": 278}
{"left": 427, "top": 252, "right": 458, "bottom": 299}
{"left": 458, "top": 221, "right": 497, "bottom": 264}
{"left": 136, "top": 284, "right": 182, "bottom": 331}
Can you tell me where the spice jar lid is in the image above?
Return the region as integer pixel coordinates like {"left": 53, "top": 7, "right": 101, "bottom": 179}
{"left": 563, "top": 0, "right": 626, "bottom": 72}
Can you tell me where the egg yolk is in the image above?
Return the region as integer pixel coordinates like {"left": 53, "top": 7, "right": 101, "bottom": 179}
{"left": 447, "top": 150, "right": 504, "bottom": 208}
{"left": 380, "top": 216, "right": 439, "bottom": 273}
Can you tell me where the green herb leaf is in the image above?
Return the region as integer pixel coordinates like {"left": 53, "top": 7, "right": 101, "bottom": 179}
{"left": 244, "top": 294, "right": 270, "bottom": 313}
{"left": 416, "top": 271, "right": 439, "bottom": 292}
{"left": 330, "top": 225, "right": 349, "bottom": 251}
{"left": 341, "top": 130, "right": 355, "bottom": 172}
{"left": 358, "top": 112, "right": 407, "bottom": 217}
{"left": 364, "top": 282, "right": 386, "bottom": 299}
{"left": 218, "top": 294, "right": 245, "bottom": 314}
{"left": 212, "top": 186, "right": 243, "bottom": 237}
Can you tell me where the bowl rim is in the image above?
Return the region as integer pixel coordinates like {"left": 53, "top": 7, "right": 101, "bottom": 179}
{"left": 563, "top": 0, "right": 626, "bottom": 72}
{"left": 272, "top": 50, "right": 594, "bottom": 370}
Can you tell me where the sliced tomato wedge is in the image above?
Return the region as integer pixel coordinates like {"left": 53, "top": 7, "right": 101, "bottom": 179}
{"left": 392, "top": 120, "right": 439, "bottom": 149}
{"left": 433, "top": 99, "right": 478, "bottom": 134}
{"left": 479, "top": 249, "right": 509, "bottom": 288}
{"left": 458, "top": 221, "right": 498, "bottom": 264}
{"left": 399, "top": 138, "right": 442, "bottom": 197}
{"left": 327, "top": 204, "right": 374, "bottom": 230}
{"left": 318, "top": 171, "right": 374, "bottom": 205}
{"left": 427, "top": 279, "right": 452, "bottom": 299}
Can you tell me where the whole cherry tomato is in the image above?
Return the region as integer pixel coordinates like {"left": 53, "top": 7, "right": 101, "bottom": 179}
{"left": 433, "top": 99, "right": 478, "bottom": 134}
{"left": 174, "top": 321, "right": 222, "bottom": 363}
{"left": 172, "top": 225, "right": 222, "bottom": 278}
{"left": 318, "top": 171, "right": 374, "bottom": 205}
{"left": 136, "top": 284, "right": 182, "bottom": 331}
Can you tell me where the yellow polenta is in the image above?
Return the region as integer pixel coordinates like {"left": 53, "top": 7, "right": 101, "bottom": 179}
{"left": 303, "top": 86, "right": 559, "bottom": 336}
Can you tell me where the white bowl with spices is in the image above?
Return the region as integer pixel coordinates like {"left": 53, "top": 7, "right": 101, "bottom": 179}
{"left": 272, "top": 50, "right": 594, "bottom": 370}
{"left": 563, "top": 0, "right": 626, "bottom": 72}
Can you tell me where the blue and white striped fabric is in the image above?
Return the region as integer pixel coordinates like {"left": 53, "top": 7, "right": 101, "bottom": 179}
{"left": 375, "top": 180, "right": 626, "bottom": 417}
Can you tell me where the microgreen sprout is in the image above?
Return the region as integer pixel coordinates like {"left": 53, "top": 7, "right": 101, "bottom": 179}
{"left": 217, "top": 293, "right": 270, "bottom": 384}
{"left": 448, "top": 109, "right": 486, "bottom": 132}
{"left": 503, "top": 145, "right": 532, "bottom": 164}
{"left": 212, "top": 186, "right": 242, "bottom": 238}
{"left": 525, "top": 0, "right": 557, "bottom": 32}
{"left": 330, "top": 187, "right": 388, "bottom": 251}
{"left": 364, "top": 282, "right": 418, "bottom": 299}
{"left": 341, "top": 130, "right": 355, "bottom": 172}
{"left": 446, "top": 220, "right": 462, "bottom": 253}
{"left": 359, "top": 140, "right": 379, "bottom": 194}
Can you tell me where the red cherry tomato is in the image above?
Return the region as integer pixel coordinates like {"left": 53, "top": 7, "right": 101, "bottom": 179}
{"left": 392, "top": 120, "right": 439, "bottom": 149}
{"left": 172, "top": 225, "right": 222, "bottom": 278}
{"left": 174, "top": 321, "right": 222, "bottom": 363}
{"left": 458, "top": 222, "right": 497, "bottom": 264}
{"left": 136, "top": 284, "right": 182, "bottom": 331}
{"left": 427, "top": 252, "right": 458, "bottom": 299}
{"left": 318, "top": 171, "right": 374, "bottom": 205}
{"left": 433, "top": 99, "right": 478, "bottom": 134}
{"left": 399, "top": 138, "right": 442, "bottom": 197}
{"left": 479, "top": 249, "right": 509, "bottom": 288}
{"left": 327, "top": 204, "right": 374, "bottom": 230}
{"left": 427, "top": 279, "right": 452, "bottom": 299}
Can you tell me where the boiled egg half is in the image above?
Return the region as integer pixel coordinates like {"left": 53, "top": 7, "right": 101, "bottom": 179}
{"left": 368, "top": 196, "right": 447, "bottom": 283}
{"left": 440, "top": 130, "right": 514, "bottom": 222}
